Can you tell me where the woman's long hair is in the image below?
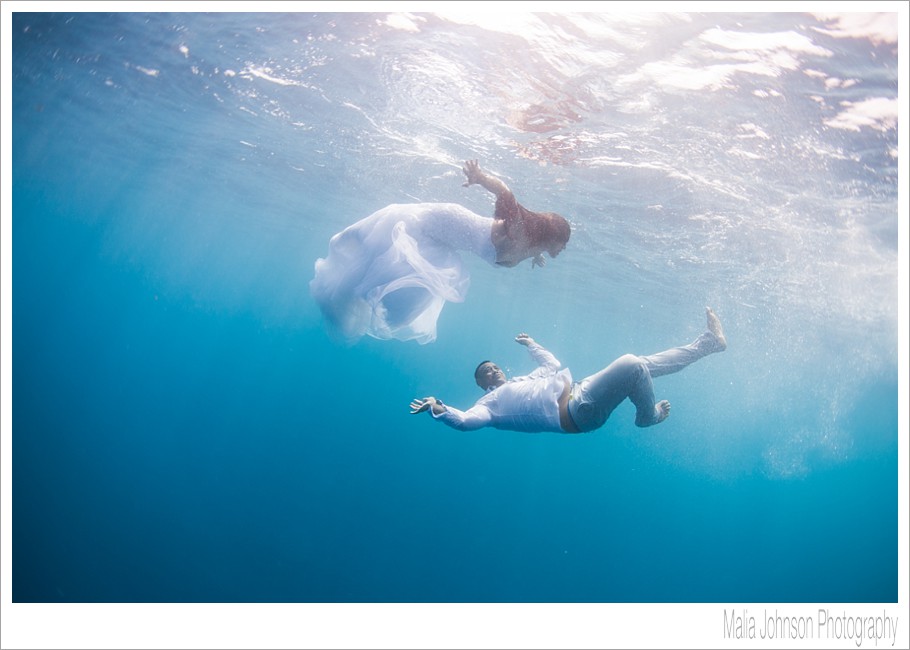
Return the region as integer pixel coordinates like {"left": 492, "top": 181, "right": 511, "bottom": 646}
{"left": 524, "top": 210, "right": 571, "bottom": 251}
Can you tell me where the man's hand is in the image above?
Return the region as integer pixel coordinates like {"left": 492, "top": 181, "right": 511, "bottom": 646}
{"left": 462, "top": 159, "right": 484, "bottom": 187}
{"left": 410, "top": 396, "right": 444, "bottom": 415}
{"left": 515, "top": 333, "right": 535, "bottom": 347}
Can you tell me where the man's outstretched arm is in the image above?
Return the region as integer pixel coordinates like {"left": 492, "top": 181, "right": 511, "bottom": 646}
{"left": 410, "top": 396, "right": 492, "bottom": 431}
{"left": 515, "top": 333, "right": 562, "bottom": 371}
{"left": 410, "top": 396, "right": 446, "bottom": 416}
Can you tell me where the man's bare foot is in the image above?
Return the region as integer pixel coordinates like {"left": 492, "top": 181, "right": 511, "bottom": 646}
{"left": 706, "top": 306, "right": 727, "bottom": 351}
{"left": 656, "top": 399, "right": 671, "bottom": 424}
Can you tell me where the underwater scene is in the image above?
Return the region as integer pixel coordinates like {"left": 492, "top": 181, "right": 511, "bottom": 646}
{"left": 9, "top": 8, "right": 902, "bottom": 627}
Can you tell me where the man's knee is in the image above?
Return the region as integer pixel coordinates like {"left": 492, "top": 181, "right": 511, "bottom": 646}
{"left": 615, "top": 354, "right": 647, "bottom": 379}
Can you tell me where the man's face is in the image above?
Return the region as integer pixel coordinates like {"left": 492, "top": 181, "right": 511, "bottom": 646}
{"left": 475, "top": 362, "right": 506, "bottom": 390}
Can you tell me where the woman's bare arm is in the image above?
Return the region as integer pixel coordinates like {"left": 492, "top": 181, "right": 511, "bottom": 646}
{"left": 462, "top": 159, "right": 514, "bottom": 200}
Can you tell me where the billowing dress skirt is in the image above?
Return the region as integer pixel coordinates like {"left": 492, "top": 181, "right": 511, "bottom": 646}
{"left": 310, "top": 203, "right": 497, "bottom": 344}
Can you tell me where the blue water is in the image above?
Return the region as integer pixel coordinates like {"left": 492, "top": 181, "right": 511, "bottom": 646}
{"left": 11, "top": 11, "right": 900, "bottom": 606}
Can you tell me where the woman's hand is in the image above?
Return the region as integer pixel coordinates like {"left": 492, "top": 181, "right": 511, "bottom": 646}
{"left": 462, "top": 159, "right": 484, "bottom": 187}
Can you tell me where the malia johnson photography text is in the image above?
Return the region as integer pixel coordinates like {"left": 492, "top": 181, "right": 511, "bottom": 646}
{"left": 724, "top": 609, "right": 899, "bottom": 647}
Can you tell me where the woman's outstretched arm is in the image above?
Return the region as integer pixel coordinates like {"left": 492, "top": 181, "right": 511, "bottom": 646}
{"left": 462, "top": 159, "right": 514, "bottom": 203}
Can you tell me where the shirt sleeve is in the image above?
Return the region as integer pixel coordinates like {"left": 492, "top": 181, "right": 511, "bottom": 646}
{"left": 526, "top": 341, "right": 561, "bottom": 372}
{"left": 432, "top": 403, "right": 493, "bottom": 431}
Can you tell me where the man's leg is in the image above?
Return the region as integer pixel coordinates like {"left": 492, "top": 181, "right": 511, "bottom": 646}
{"left": 639, "top": 307, "right": 726, "bottom": 378}
{"left": 569, "top": 308, "right": 726, "bottom": 430}
{"left": 570, "top": 354, "right": 669, "bottom": 430}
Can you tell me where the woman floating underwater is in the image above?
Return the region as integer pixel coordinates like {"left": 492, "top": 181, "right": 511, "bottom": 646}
{"left": 310, "top": 160, "right": 571, "bottom": 344}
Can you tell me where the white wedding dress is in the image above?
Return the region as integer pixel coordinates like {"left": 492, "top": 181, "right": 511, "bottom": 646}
{"left": 310, "top": 203, "right": 497, "bottom": 344}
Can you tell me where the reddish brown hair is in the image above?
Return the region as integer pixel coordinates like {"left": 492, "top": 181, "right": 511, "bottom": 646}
{"left": 525, "top": 211, "right": 570, "bottom": 251}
